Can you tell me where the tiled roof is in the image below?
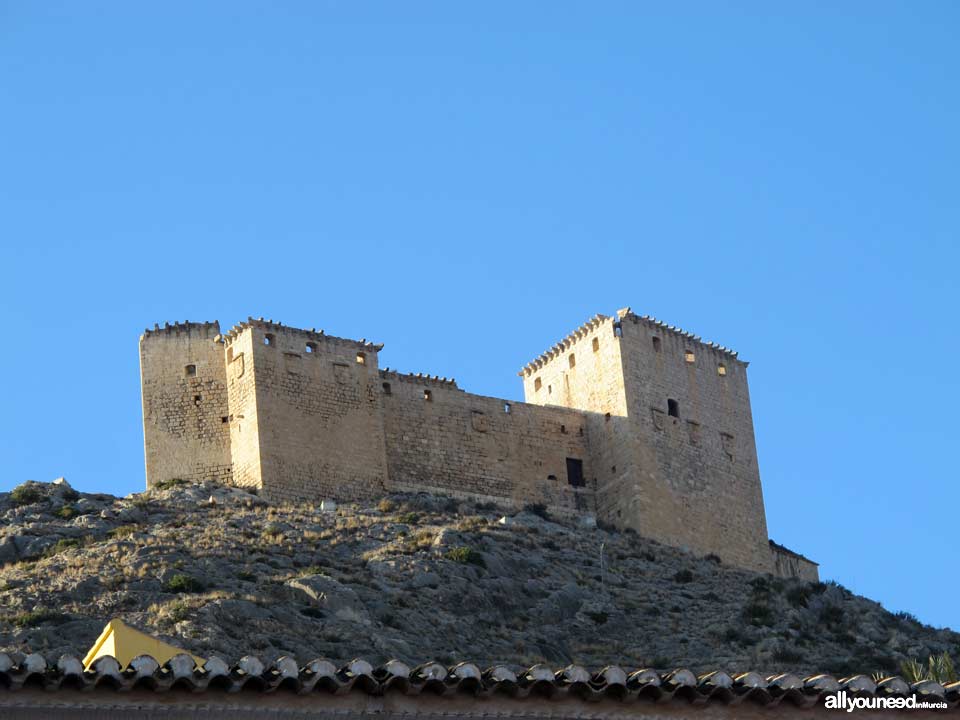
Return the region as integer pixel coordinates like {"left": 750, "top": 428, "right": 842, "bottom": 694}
{"left": 1, "top": 653, "right": 957, "bottom": 710}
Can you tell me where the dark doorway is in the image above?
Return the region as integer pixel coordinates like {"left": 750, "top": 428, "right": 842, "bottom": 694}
{"left": 566, "top": 457, "right": 585, "bottom": 487}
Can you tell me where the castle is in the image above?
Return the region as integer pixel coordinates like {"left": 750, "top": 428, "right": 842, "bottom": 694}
{"left": 139, "top": 308, "right": 818, "bottom": 580}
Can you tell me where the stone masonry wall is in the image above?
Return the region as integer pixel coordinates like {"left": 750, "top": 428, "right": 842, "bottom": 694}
{"left": 771, "top": 543, "right": 820, "bottom": 582}
{"left": 613, "top": 312, "right": 772, "bottom": 573}
{"left": 520, "top": 314, "right": 631, "bottom": 525}
{"left": 224, "top": 329, "right": 262, "bottom": 491}
{"left": 382, "top": 373, "right": 593, "bottom": 515}
{"left": 238, "top": 322, "right": 389, "bottom": 504}
{"left": 520, "top": 311, "right": 772, "bottom": 573}
{"left": 140, "top": 322, "right": 232, "bottom": 488}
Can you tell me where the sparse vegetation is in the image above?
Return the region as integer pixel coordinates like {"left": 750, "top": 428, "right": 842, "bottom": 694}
{"left": 55, "top": 505, "right": 78, "bottom": 520}
{"left": 901, "top": 652, "right": 958, "bottom": 684}
{"left": 8, "top": 609, "right": 70, "bottom": 627}
{"left": 522, "top": 503, "right": 550, "bottom": 520}
{"left": 163, "top": 574, "right": 205, "bottom": 593}
{"left": 10, "top": 483, "right": 44, "bottom": 507}
{"left": 377, "top": 499, "right": 397, "bottom": 513}
{"left": 444, "top": 546, "right": 485, "bottom": 567}
{"left": 108, "top": 524, "right": 140, "bottom": 538}
{"left": 153, "top": 478, "right": 189, "bottom": 491}
{"left": 0, "top": 480, "right": 957, "bottom": 675}
{"left": 743, "top": 601, "right": 775, "bottom": 627}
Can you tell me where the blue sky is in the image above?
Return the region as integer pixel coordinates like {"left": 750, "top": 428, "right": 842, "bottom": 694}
{"left": 2, "top": 3, "right": 957, "bottom": 629}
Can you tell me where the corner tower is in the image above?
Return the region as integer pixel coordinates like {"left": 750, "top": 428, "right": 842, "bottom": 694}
{"left": 221, "top": 319, "right": 390, "bottom": 503}
{"left": 520, "top": 309, "right": 772, "bottom": 573}
{"left": 139, "top": 322, "right": 232, "bottom": 488}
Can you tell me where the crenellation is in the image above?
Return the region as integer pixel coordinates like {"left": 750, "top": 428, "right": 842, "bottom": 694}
{"left": 139, "top": 307, "right": 815, "bottom": 580}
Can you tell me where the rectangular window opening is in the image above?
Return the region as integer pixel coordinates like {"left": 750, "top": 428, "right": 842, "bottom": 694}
{"left": 503, "top": 402, "right": 511, "bottom": 414}
{"left": 423, "top": 389, "right": 432, "bottom": 402}
{"left": 264, "top": 334, "right": 274, "bottom": 346}
{"left": 592, "top": 337, "right": 600, "bottom": 353}
{"left": 356, "top": 352, "right": 366, "bottom": 365}
{"left": 382, "top": 382, "right": 392, "bottom": 395}
{"left": 652, "top": 336, "right": 661, "bottom": 353}
{"left": 568, "top": 354, "right": 576, "bottom": 368}
{"left": 668, "top": 398, "right": 680, "bottom": 418}
{"left": 184, "top": 364, "right": 196, "bottom": 377}
{"left": 534, "top": 377, "right": 542, "bottom": 392}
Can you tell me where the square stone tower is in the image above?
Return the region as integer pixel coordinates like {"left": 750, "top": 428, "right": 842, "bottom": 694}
{"left": 139, "top": 322, "right": 232, "bottom": 488}
{"left": 520, "top": 309, "right": 772, "bottom": 573}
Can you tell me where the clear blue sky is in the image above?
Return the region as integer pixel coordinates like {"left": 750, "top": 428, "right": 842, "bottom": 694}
{"left": 2, "top": 3, "right": 957, "bottom": 630}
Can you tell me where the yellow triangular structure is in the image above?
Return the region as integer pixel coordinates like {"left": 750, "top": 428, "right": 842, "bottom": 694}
{"left": 82, "top": 619, "right": 205, "bottom": 670}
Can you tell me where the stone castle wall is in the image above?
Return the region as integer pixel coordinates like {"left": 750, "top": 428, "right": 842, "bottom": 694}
{"left": 518, "top": 310, "right": 772, "bottom": 574}
{"left": 139, "top": 310, "right": 810, "bottom": 578}
{"left": 233, "top": 322, "right": 389, "bottom": 505}
{"left": 382, "top": 373, "right": 592, "bottom": 514}
{"left": 140, "top": 322, "right": 232, "bottom": 489}
{"left": 615, "top": 312, "right": 771, "bottom": 573}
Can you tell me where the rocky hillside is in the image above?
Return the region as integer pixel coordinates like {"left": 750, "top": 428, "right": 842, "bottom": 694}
{"left": 1, "top": 479, "right": 956, "bottom": 676}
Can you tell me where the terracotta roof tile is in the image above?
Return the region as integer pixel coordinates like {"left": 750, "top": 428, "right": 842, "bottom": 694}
{"left": 0, "top": 652, "right": 957, "bottom": 710}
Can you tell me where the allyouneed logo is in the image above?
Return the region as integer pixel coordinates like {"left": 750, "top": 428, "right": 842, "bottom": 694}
{"left": 825, "top": 690, "right": 948, "bottom": 712}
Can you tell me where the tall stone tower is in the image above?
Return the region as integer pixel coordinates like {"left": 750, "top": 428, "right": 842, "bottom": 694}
{"left": 219, "top": 320, "right": 390, "bottom": 503}
{"left": 139, "top": 322, "right": 232, "bottom": 488}
{"left": 520, "top": 308, "right": 772, "bottom": 573}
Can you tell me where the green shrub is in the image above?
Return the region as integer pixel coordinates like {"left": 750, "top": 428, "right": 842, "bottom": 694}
{"left": 397, "top": 512, "right": 420, "bottom": 525}
{"left": 44, "top": 538, "right": 82, "bottom": 557}
{"left": 819, "top": 605, "right": 845, "bottom": 627}
{"left": 236, "top": 570, "right": 256, "bottom": 582}
{"left": 522, "top": 503, "right": 549, "bottom": 520}
{"left": 163, "top": 574, "right": 205, "bottom": 593}
{"left": 704, "top": 553, "right": 722, "bottom": 565}
{"left": 786, "top": 584, "right": 815, "bottom": 608}
{"left": 10, "top": 483, "right": 44, "bottom": 507}
{"left": 60, "top": 487, "right": 80, "bottom": 501}
{"left": 743, "top": 601, "right": 775, "bottom": 627}
{"left": 722, "top": 627, "right": 747, "bottom": 644}
{"left": 587, "top": 611, "right": 609, "bottom": 625}
{"left": 444, "top": 546, "right": 485, "bottom": 567}
{"left": 154, "top": 478, "right": 188, "bottom": 491}
{"left": 772, "top": 646, "right": 804, "bottom": 664}
{"left": 55, "top": 505, "right": 78, "bottom": 520}
{"left": 108, "top": 524, "right": 140, "bottom": 538}
{"left": 673, "top": 569, "right": 694, "bottom": 583}
{"left": 10, "top": 609, "right": 70, "bottom": 627}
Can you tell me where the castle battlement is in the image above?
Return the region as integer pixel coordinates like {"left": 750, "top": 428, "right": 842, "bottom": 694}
{"left": 141, "top": 321, "right": 221, "bottom": 340}
{"left": 138, "top": 308, "right": 817, "bottom": 581}
{"left": 619, "top": 309, "right": 743, "bottom": 362}
{"left": 222, "top": 317, "right": 383, "bottom": 352}
{"left": 379, "top": 369, "right": 460, "bottom": 389}
{"left": 519, "top": 313, "right": 611, "bottom": 376}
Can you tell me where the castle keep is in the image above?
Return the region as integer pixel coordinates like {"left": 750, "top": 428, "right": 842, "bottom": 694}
{"left": 139, "top": 308, "right": 817, "bottom": 580}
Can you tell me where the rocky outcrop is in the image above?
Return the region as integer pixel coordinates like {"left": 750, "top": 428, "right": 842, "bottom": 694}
{"left": 0, "top": 479, "right": 956, "bottom": 676}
